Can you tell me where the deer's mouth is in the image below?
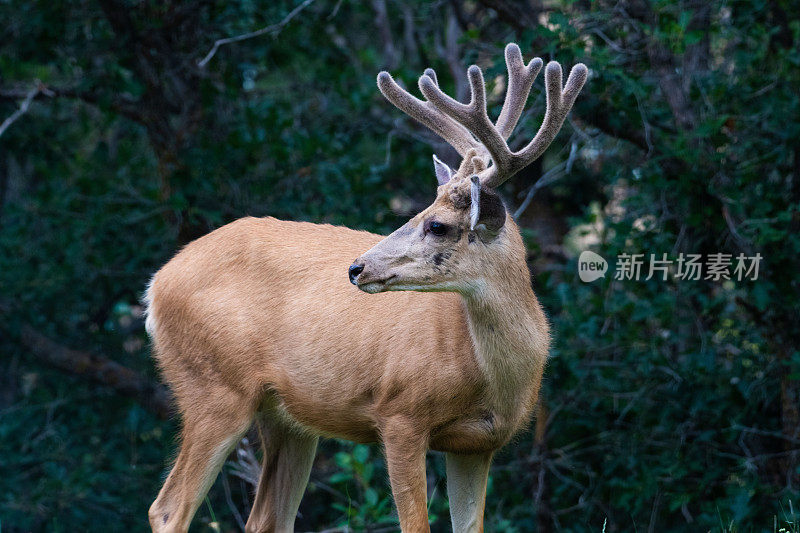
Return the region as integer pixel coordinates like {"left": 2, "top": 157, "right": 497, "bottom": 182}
{"left": 357, "top": 274, "right": 397, "bottom": 294}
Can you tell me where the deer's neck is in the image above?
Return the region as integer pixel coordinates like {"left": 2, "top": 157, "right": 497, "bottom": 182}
{"left": 462, "top": 260, "right": 550, "bottom": 417}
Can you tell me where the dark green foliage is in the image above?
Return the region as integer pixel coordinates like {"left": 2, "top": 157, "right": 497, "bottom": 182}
{"left": 1, "top": 1, "right": 798, "bottom": 531}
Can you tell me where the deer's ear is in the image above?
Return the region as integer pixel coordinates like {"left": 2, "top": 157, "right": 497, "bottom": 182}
{"left": 470, "top": 176, "right": 506, "bottom": 238}
{"left": 432, "top": 154, "right": 454, "bottom": 185}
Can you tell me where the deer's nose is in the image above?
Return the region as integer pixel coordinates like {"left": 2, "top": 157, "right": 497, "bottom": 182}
{"left": 348, "top": 263, "right": 364, "bottom": 285}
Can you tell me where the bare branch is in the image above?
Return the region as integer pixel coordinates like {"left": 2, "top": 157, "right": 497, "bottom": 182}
{"left": 220, "top": 472, "right": 247, "bottom": 532}
{"left": 20, "top": 325, "right": 173, "bottom": 419}
{"left": 436, "top": 5, "right": 468, "bottom": 102}
{"left": 227, "top": 437, "right": 261, "bottom": 486}
{"left": 513, "top": 159, "right": 567, "bottom": 219}
{"left": 400, "top": 3, "right": 418, "bottom": 59}
{"left": 647, "top": 41, "right": 696, "bottom": 131}
{"left": 197, "top": 0, "right": 316, "bottom": 68}
{"left": 0, "top": 84, "right": 143, "bottom": 124}
{"left": 327, "top": 0, "right": 345, "bottom": 20}
{"left": 372, "top": 0, "right": 399, "bottom": 69}
{"left": 0, "top": 82, "right": 40, "bottom": 139}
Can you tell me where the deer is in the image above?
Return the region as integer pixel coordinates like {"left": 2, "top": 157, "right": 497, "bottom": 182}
{"left": 144, "top": 43, "right": 587, "bottom": 533}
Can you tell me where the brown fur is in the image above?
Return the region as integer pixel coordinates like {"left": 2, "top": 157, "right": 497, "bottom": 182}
{"left": 146, "top": 172, "right": 550, "bottom": 532}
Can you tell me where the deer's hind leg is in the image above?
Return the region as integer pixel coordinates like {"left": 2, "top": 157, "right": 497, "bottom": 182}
{"left": 245, "top": 412, "right": 318, "bottom": 533}
{"left": 149, "top": 382, "right": 255, "bottom": 533}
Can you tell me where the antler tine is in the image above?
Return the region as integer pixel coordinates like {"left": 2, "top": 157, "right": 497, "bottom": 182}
{"left": 419, "top": 64, "right": 510, "bottom": 179}
{"left": 495, "top": 43, "right": 543, "bottom": 140}
{"left": 481, "top": 60, "right": 588, "bottom": 188}
{"left": 377, "top": 70, "right": 480, "bottom": 158}
{"left": 423, "top": 68, "right": 437, "bottom": 86}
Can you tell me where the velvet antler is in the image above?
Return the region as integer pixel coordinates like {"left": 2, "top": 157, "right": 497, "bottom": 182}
{"left": 377, "top": 69, "right": 485, "bottom": 159}
{"left": 378, "top": 43, "right": 588, "bottom": 188}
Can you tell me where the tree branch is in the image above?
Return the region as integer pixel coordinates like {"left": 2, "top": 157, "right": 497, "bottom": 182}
{"left": 0, "top": 83, "right": 41, "bottom": 138}
{"left": 373, "top": 0, "right": 399, "bottom": 70}
{"left": 578, "top": 104, "right": 649, "bottom": 152}
{"left": 20, "top": 325, "right": 173, "bottom": 419}
{"left": 477, "top": 0, "right": 541, "bottom": 30}
{"left": 0, "top": 84, "right": 143, "bottom": 125}
{"left": 197, "top": 0, "right": 316, "bottom": 68}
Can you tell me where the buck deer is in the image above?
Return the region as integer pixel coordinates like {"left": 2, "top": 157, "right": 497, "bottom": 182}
{"left": 145, "top": 43, "right": 587, "bottom": 532}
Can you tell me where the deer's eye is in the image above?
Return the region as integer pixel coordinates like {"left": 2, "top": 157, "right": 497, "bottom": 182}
{"left": 427, "top": 221, "right": 448, "bottom": 236}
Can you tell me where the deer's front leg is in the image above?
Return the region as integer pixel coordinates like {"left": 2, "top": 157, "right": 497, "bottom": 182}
{"left": 382, "top": 416, "right": 430, "bottom": 533}
{"left": 445, "top": 452, "right": 492, "bottom": 533}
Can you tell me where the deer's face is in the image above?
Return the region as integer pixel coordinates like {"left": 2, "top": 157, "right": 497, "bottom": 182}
{"left": 349, "top": 175, "right": 510, "bottom": 295}
{"left": 359, "top": 44, "right": 587, "bottom": 293}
